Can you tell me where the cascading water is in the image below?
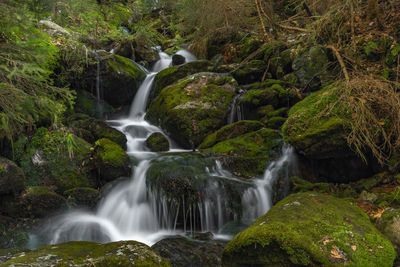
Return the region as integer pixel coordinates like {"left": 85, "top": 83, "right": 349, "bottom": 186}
{"left": 39, "top": 49, "right": 296, "bottom": 248}
{"left": 242, "top": 145, "right": 296, "bottom": 220}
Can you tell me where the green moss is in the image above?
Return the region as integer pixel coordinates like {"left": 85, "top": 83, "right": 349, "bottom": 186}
{"left": 107, "top": 55, "right": 146, "bottom": 81}
{"left": 74, "top": 90, "right": 115, "bottom": 117}
{"left": 282, "top": 85, "right": 351, "bottom": 158}
{"left": 240, "top": 84, "right": 293, "bottom": 110}
{"left": 222, "top": 193, "right": 396, "bottom": 267}
{"left": 146, "top": 73, "right": 236, "bottom": 148}
{"left": 94, "top": 138, "right": 130, "bottom": 182}
{"left": 1, "top": 241, "right": 171, "bottom": 266}
{"left": 14, "top": 127, "right": 92, "bottom": 193}
{"left": 232, "top": 60, "right": 268, "bottom": 84}
{"left": 21, "top": 186, "right": 68, "bottom": 218}
{"left": 291, "top": 176, "right": 331, "bottom": 193}
{"left": 0, "top": 157, "right": 26, "bottom": 196}
{"left": 150, "top": 60, "right": 214, "bottom": 105}
{"left": 64, "top": 187, "right": 99, "bottom": 208}
{"left": 145, "top": 133, "right": 169, "bottom": 152}
{"left": 265, "top": 116, "right": 286, "bottom": 129}
{"left": 199, "top": 120, "right": 264, "bottom": 149}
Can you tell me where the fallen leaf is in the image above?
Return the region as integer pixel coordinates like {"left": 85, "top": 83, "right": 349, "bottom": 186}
{"left": 351, "top": 245, "right": 357, "bottom": 251}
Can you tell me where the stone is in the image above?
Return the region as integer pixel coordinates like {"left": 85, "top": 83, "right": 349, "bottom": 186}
{"left": 145, "top": 133, "right": 170, "bottom": 152}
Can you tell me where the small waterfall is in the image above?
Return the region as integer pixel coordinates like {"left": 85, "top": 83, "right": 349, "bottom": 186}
{"left": 175, "top": 49, "right": 197, "bottom": 63}
{"left": 242, "top": 145, "right": 295, "bottom": 220}
{"left": 228, "top": 92, "right": 245, "bottom": 124}
{"left": 42, "top": 48, "right": 294, "bottom": 247}
{"left": 95, "top": 56, "right": 104, "bottom": 118}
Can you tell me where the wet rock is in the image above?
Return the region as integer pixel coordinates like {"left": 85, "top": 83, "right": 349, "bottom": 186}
{"left": 94, "top": 138, "right": 131, "bottom": 183}
{"left": 83, "top": 53, "right": 146, "bottom": 108}
{"left": 150, "top": 60, "right": 214, "bottom": 105}
{"left": 282, "top": 84, "right": 376, "bottom": 182}
{"left": 68, "top": 113, "right": 127, "bottom": 149}
{"left": 232, "top": 60, "right": 268, "bottom": 84}
{"left": 152, "top": 235, "right": 225, "bottom": 267}
{"left": 222, "top": 192, "right": 396, "bottom": 267}
{"left": 0, "top": 157, "right": 25, "bottom": 196}
{"left": 146, "top": 132, "right": 170, "bottom": 152}
{"left": 74, "top": 90, "right": 115, "bottom": 118}
{"left": 20, "top": 186, "right": 68, "bottom": 218}
{"left": 38, "top": 20, "right": 71, "bottom": 38}
{"left": 202, "top": 128, "right": 282, "bottom": 177}
{"left": 376, "top": 208, "right": 400, "bottom": 255}
{"left": 1, "top": 240, "right": 171, "bottom": 266}
{"left": 172, "top": 54, "right": 186, "bottom": 66}
{"left": 64, "top": 187, "right": 100, "bottom": 208}
{"left": 146, "top": 73, "right": 237, "bottom": 148}
{"left": 199, "top": 120, "right": 264, "bottom": 149}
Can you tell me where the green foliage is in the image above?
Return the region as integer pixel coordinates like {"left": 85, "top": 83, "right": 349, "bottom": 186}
{"left": 0, "top": 1, "right": 74, "bottom": 139}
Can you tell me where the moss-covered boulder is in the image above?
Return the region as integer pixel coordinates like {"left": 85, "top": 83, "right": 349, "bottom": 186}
{"left": 376, "top": 208, "right": 400, "bottom": 254}
{"left": 0, "top": 240, "right": 171, "bottom": 266}
{"left": 283, "top": 86, "right": 350, "bottom": 159}
{"left": 152, "top": 236, "right": 225, "bottom": 267}
{"left": 150, "top": 60, "right": 214, "bottom": 105}
{"left": 202, "top": 128, "right": 282, "bottom": 177}
{"left": 20, "top": 186, "right": 68, "bottom": 218}
{"left": 222, "top": 192, "right": 396, "bottom": 267}
{"left": 146, "top": 153, "right": 250, "bottom": 226}
{"left": 64, "top": 187, "right": 100, "bottom": 208}
{"left": 146, "top": 133, "right": 170, "bottom": 152}
{"left": 83, "top": 53, "right": 146, "bottom": 108}
{"left": 292, "top": 46, "right": 333, "bottom": 91}
{"left": 74, "top": 90, "right": 115, "bottom": 118}
{"left": 199, "top": 120, "right": 264, "bottom": 149}
{"left": 68, "top": 113, "right": 127, "bottom": 149}
{"left": 14, "top": 128, "right": 93, "bottom": 194}
{"left": 146, "top": 73, "right": 237, "bottom": 148}
{"left": 94, "top": 138, "right": 130, "bottom": 183}
{"left": 232, "top": 60, "right": 268, "bottom": 85}
{"left": 0, "top": 157, "right": 25, "bottom": 196}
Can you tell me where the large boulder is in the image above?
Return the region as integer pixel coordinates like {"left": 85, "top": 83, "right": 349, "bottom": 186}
{"left": 150, "top": 60, "right": 214, "bottom": 106}
{"left": 94, "top": 138, "right": 131, "bottom": 183}
{"left": 0, "top": 157, "right": 25, "bottom": 196}
{"left": 83, "top": 53, "right": 146, "bottom": 108}
{"left": 38, "top": 20, "right": 71, "bottom": 38}
{"left": 146, "top": 73, "right": 237, "bottom": 148}
{"left": 201, "top": 128, "right": 282, "bottom": 177}
{"left": 282, "top": 85, "right": 374, "bottom": 182}
{"left": 146, "top": 153, "right": 251, "bottom": 229}
{"left": 1, "top": 240, "right": 171, "bottom": 266}
{"left": 14, "top": 128, "right": 93, "bottom": 194}
{"left": 232, "top": 60, "right": 268, "bottom": 85}
{"left": 222, "top": 193, "right": 396, "bottom": 267}
{"left": 20, "top": 186, "right": 68, "bottom": 218}
{"left": 152, "top": 236, "right": 225, "bottom": 267}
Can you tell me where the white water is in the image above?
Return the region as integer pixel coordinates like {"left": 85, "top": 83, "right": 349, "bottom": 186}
{"left": 242, "top": 145, "right": 295, "bottom": 220}
{"left": 43, "top": 49, "right": 295, "bottom": 247}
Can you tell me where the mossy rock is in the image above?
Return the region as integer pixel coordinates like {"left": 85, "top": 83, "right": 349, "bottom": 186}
{"left": 146, "top": 73, "right": 237, "bottom": 148}
{"left": 222, "top": 192, "right": 396, "bottom": 267}
{"left": 83, "top": 53, "right": 146, "bottom": 108}
{"left": 146, "top": 153, "right": 250, "bottom": 220}
{"left": 376, "top": 208, "right": 400, "bottom": 255}
{"left": 0, "top": 240, "right": 171, "bottom": 266}
{"left": 94, "top": 138, "right": 130, "bottom": 183}
{"left": 74, "top": 90, "right": 115, "bottom": 118}
{"left": 0, "top": 217, "right": 30, "bottom": 248}
{"left": 150, "top": 60, "right": 214, "bottom": 106}
{"left": 0, "top": 157, "right": 25, "bottom": 196}
{"left": 292, "top": 46, "right": 333, "bottom": 91}
{"left": 265, "top": 116, "right": 286, "bottom": 130}
{"left": 152, "top": 236, "right": 225, "bottom": 267}
{"left": 199, "top": 120, "right": 265, "bottom": 149}
{"left": 282, "top": 85, "right": 350, "bottom": 159}
{"left": 232, "top": 60, "right": 268, "bottom": 85}
{"left": 14, "top": 128, "right": 93, "bottom": 194}
{"left": 20, "top": 186, "right": 68, "bottom": 218}
{"left": 69, "top": 114, "right": 127, "bottom": 149}
{"left": 240, "top": 84, "right": 294, "bottom": 109}
{"left": 202, "top": 128, "right": 282, "bottom": 177}
{"left": 64, "top": 187, "right": 100, "bottom": 208}
{"left": 146, "top": 133, "right": 170, "bottom": 152}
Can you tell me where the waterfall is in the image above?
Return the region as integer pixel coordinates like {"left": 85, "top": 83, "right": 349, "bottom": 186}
{"left": 41, "top": 49, "right": 295, "bottom": 247}
{"left": 228, "top": 92, "right": 245, "bottom": 124}
{"left": 242, "top": 145, "right": 295, "bottom": 220}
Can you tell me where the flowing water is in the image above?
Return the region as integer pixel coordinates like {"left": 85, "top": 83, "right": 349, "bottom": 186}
{"left": 39, "top": 50, "right": 296, "bottom": 247}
